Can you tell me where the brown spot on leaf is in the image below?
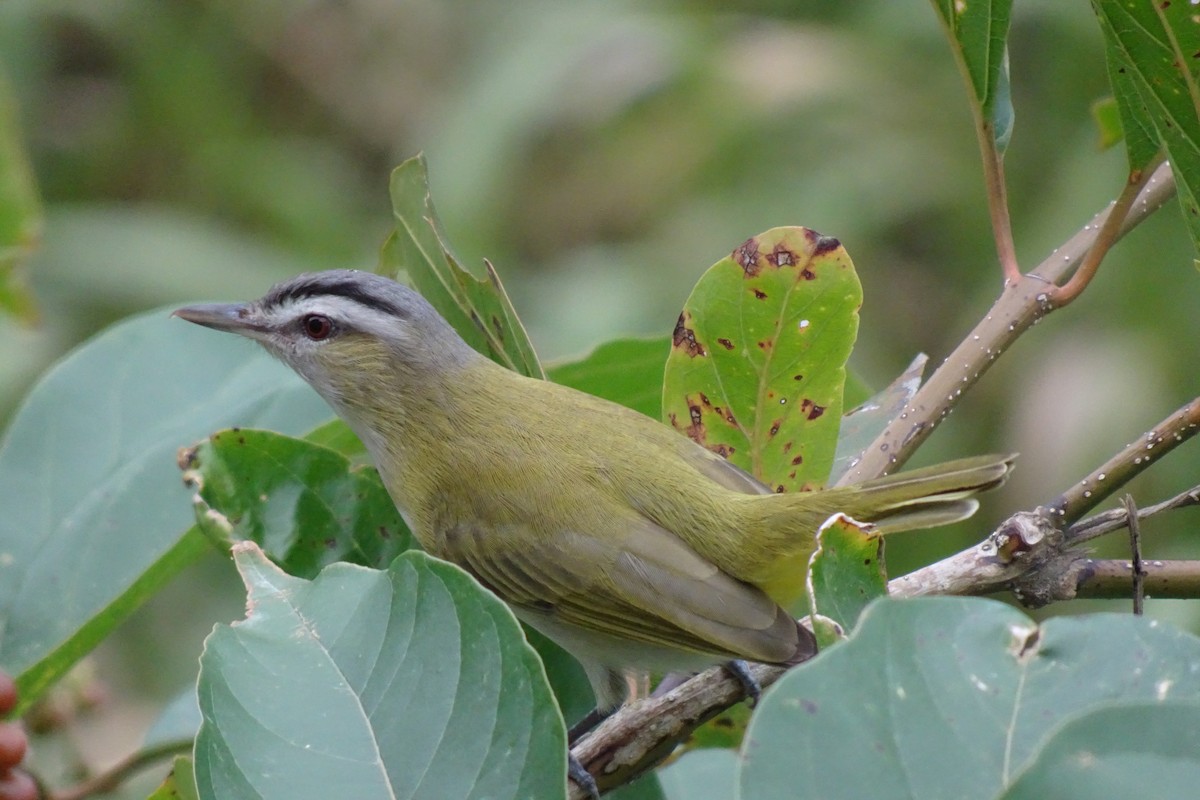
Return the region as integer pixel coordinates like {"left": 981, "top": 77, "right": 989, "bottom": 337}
{"left": 793, "top": 374, "right": 804, "bottom": 381}
{"left": 758, "top": 340, "right": 773, "bottom": 350}
{"left": 799, "top": 398, "right": 826, "bottom": 420}
{"left": 734, "top": 238, "right": 762, "bottom": 276}
{"left": 672, "top": 313, "right": 707, "bottom": 357}
{"left": 775, "top": 485, "right": 786, "bottom": 493}
{"left": 753, "top": 289, "right": 768, "bottom": 300}
{"left": 767, "top": 244, "right": 796, "bottom": 267}
{"left": 782, "top": 441, "right": 793, "bottom": 453}
{"left": 791, "top": 454, "right": 804, "bottom": 466}
{"left": 799, "top": 267, "right": 817, "bottom": 281}
{"left": 725, "top": 410, "right": 737, "bottom": 425}
{"left": 717, "top": 337, "right": 735, "bottom": 350}
{"left": 710, "top": 443, "right": 735, "bottom": 458}
{"left": 811, "top": 232, "right": 841, "bottom": 255}
{"left": 684, "top": 399, "right": 707, "bottom": 445}
{"left": 699, "top": 392, "right": 712, "bottom": 407}
{"left": 788, "top": 470, "right": 796, "bottom": 479}
{"left": 769, "top": 419, "right": 781, "bottom": 437}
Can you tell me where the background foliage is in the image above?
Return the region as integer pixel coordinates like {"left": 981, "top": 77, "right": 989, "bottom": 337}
{"left": 1, "top": 1, "right": 1199, "bottom": 798}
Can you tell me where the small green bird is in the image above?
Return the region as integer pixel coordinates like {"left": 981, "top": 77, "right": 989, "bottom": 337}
{"left": 175, "top": 270, "right": 1010, "bottom": 772}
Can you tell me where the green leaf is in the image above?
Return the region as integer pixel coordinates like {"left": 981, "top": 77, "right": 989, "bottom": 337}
{"left": 741, "top": 597, "right": 1200, "bottom": 800}
{"left": 658, "top": 749, "right": 737, "bottom": 800}
{"left": 380, "top": 154, "right": 543, "bottom": 378}
{"left": 302, "top": 417, "right": 367, "bottom": 460}
{"left": 1100, "top": 40, "right": 1160, "bottom": 170}
{"left": 0, "top": 310, "right": 333, "bottom": 709}
{"left": 143, "top": 686, "right": 202, "bottom": 751}
{"left": 806, "top": 515, "right": 886, "bottom": 639}
{"left": 0, "top": 69, "right": 41, "bottom": 324}
{"left": 182, "top": 428, "right": 413, "bottom": 578}
{"left": 662, "top": 227, "right": 862, "bottom": 492}
{"left": 1001, "top": 702, "right": 1200, "bottom": 799}
{"left": 831, "top": 354, "right": 925, "bottom": 485}
{"left": 931, "top": 0, "right": 1015, "bottom": 152}
{"left": 1093, "top": 1, "right": 1200, "bottom": 243}
{"left": 147, "top": 756, "right": 200, "bottom": 800}
{"left": 548, "top": 337, "right": 669, "bottom": 419}
{"left": 194, "top": 545, "right": 566, "bottom": 800}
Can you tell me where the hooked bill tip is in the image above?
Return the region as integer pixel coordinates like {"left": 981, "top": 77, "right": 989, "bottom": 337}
{"left": 173, "top": 303, "right": 255, "bottom": 333}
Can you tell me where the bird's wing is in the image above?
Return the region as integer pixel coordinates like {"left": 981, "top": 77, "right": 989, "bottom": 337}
{"left": 442, "top": 515, "right": 804, "bottom": 665}
{"left": 672, "top": 438, "right": 775, "bottom": 495}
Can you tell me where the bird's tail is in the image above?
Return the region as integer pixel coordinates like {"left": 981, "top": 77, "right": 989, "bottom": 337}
{"left": 831, "top": 453, "right": 1016, "bottom": 533}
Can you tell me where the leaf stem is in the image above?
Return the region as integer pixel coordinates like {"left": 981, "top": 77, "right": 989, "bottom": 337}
{"left": 1046, "top": 154, "right": 1163, "bottom": 307}
{"left": 836, "top": 161, "right": 1175, "bottom": 485}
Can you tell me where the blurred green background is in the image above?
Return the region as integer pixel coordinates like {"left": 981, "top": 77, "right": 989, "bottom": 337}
{"left": 2, "top": 0, "right": 1199, "bottom": 791}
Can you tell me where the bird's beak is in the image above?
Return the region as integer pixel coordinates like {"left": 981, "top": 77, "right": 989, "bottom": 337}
{"left": 172, "top": 303, "right": 260, "bottom": 336}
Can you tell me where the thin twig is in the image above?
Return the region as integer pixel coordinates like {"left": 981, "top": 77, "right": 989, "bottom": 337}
{"left": 1066, "top": 484, "right": 1200, "bottom": 544}
{"left": 1124, "top": 495, "right": 1144, "bottom": 614}
{"left": 48, "top": 739, "right": 191, "bottom": 800}
{"left": 838, "top": 161, "right": 1176, "bottom": 485}
{"left": 977, "top": 122, "right": 1021, "bottom": 284}
{"left": 1048, "top": 397, "right": 1200, "bottom": 527}
{"left": 1048, "top": 154, "right": 1164, "bottom": 307}
{"left": 1074, "top": 559, "right": 1200, "bottom": 600}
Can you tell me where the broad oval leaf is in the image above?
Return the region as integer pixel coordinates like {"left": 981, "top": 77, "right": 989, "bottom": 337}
{"left": 182, "top": 428, "right": 413, "bottom": 578}
{"left": 194, "top": 544, "right": 566, "bottom": 800}
{"left": 1001, "top": 702, "right": 1200, "bottom": 799}
{"left": 0, "top": 311, "right": 332, "bottom": 706}
{"left": 662, "top": 227, "right": 862, "bottom": 492}
{"left": 740, "top": 597, "right": 1200, "bottom": 800}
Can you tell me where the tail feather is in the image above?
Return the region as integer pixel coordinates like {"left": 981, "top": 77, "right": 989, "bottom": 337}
{"left": 842, "top": 453, "right": 1014, "bottom": 533}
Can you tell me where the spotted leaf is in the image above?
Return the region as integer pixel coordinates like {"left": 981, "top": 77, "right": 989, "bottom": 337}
{"left": 662, "top": 227, "right": 861, "bottom": 492}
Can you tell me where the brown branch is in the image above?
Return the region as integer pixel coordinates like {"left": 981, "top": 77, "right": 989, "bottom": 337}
{"left": 977, "top": 122, "right": 1021, "bottom": 284}
{"left": 1075, "top": 559, "right": 1200, "bottom": 600}
{"left": 1047, "top": 397, "right": 1200, "bottom": 527}
{"left": 1125, "top": 495, "right": 1145, "bottom": 614}
{"left": 568, "top": 663, "right": 785, "bottom": 799}
{"left": 1048, "top": 155, "right": 1163, "bottom": 307}
{"left": 837, "top": 161, "right": 1176, "bottom": 485}
{"left": 48, "top": 739, "right": 190, "bottom": 800}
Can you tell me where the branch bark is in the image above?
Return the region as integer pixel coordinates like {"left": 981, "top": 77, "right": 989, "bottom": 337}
{"left": 836, "top": 161, "right": 1176, "bottom": 485}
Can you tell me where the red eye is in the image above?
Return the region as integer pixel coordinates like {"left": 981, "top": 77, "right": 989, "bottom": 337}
{"left": 302, "top": 314, "right": 333, "bottom": 340}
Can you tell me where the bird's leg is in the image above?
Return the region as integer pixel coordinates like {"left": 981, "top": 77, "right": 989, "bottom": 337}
{"left": 567, "top": 706, "right": 615, "bottom": 745}
{"left": 567, "top": 706, "right": 616, "bottom": 800}
{"left": 568, "top": 754, "right": 601, "bottom": 800}
{"left": 722, "top": 659, "right": 762, "bottom": 706}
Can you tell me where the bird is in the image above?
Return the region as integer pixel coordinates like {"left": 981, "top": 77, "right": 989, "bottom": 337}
{"left": 175, "top": 269, "right": 1011, "bottom": 794}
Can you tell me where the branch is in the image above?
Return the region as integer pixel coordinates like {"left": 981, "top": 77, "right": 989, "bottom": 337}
{"left": 569, "top": 662, "right": 786, "bottom": 799}
{"left": 976, "top": 120, "right": 1020, "bottom": 284}
{"left": 1075, "top": 559, "right": 1200, "bottom": 600}
{"left": 836, "top": 161, "right": 1176, "bottom": 485}
{"left": 48, "top": 739, "right": 190, "bottom": 800}
{"left": 1047, "top": 154, "right": 1163, "bottom": 306}
{"left": 1047, "top": 396, "right": 1200, "bottom": 526}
